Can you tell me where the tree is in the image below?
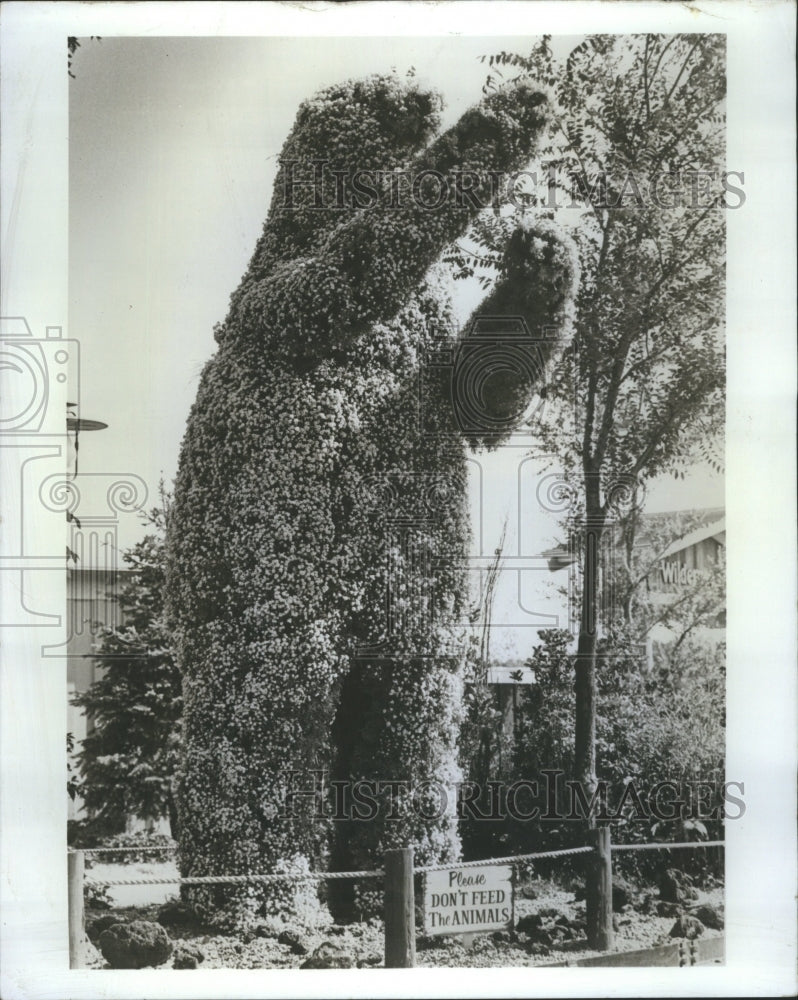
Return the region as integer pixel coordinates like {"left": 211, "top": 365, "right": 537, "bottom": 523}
{"left": 68, "top": 36, "right": 101, "bottom": 78}
{"left": 72, "top": 492, "right": 182, "bottom": 838}
{"left": 612, "top": 506, "right": 726, "bottom": 661}
{"left": 469, "top": 34, "right": 725, "bottom": 941}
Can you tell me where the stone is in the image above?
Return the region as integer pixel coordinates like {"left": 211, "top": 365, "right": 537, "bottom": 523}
{"left": 173, "top": 943, "right": 205, "bottom": 969}
{"left": 490, "top": 930, "right": 514, "bottom": 944}
{"left": 356, "top": 953, "right": 382, "bottom": 968}
{"left": 416, "top": 935, "right": 447, "bottom": 951}
{"left": 516, "top": 913, "right": 543, "bottom": 934}
{"left": 300, "top": 941, "right": 354, "bottom": 969}
{"left": 525, "top": 939, "right": 551, "bottom": 957}
{"left": 612, "top": 875, "right": 636, "bottom": 911}
{"left": 157, "top": 898, "right": 197, "bottom": 929}
{"left": 691, "top": 903, "right": 724, "bottom": 930}
{"left": 98, "top": 920, "right": 173, "bottom": 969}
{"left": 87, "top": 913, "right": 126, "bottom": 944}
{"left": 659, "top": 868, "right": 683, "bottom": 903}
{"left": 277, "top": 928, "right": 309, "bottom": 955}
{"left": 520, "top": 884, "right": 538, "bottom": 900}
{"left": 656, "top": 900, "right": 683, "bottom": 918}
{"left": 669, "top": 914, "right": 705, "bottom": 940}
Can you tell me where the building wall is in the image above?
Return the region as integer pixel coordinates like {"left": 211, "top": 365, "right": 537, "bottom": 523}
{"left": 67, "top": 567, "right": 125, "bottom": 821}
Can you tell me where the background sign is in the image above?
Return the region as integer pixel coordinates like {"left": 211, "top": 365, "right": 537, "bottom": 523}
{"left": 423, "top": 864, "right": 514, "bottom": 936}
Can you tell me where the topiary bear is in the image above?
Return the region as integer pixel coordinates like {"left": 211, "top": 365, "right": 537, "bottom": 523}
{"left": 166, "top": 72, "right": 577, "bottom": 928}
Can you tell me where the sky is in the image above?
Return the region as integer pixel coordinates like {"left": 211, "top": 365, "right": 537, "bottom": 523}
{"left": 68, "top": 34, "right": 724, "bottom": 577}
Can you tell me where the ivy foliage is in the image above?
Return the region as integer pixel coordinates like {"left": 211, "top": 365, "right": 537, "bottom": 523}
{"left": 166, "top": 72, "right": 576, "bottom": 927}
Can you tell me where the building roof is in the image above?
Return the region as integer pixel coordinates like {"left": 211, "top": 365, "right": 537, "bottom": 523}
{"left": 659, "top": 516, "right": 725, "bottom": 559}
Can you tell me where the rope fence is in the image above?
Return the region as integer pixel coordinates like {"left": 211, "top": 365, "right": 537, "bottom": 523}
{"left": 611, "top": 840, "right": 724, "bottom": 852}
{"left": 415, "top": 845, "right": 594, "bottom": 873}
{"left": 85, "top": 869, "right": 383, "bottom": 887}
{"left": 80, "top": 841, "right": 723, "bottom": 885}
{"left": 76, "top": 846, "right": 177, "bottom": 855}
{"left": 70, "top": 834, "right": 725, "bottom": 969}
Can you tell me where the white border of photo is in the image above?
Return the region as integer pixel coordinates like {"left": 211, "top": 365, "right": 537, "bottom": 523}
{"left": 1, "top": 2, "right": 795, "bottom": 997}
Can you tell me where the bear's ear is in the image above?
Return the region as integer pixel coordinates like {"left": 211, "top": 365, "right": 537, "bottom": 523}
{"left": 225, "top": 82, "right": 554, "bottom": 365}
{"left": 244, "top": 74, "right": 443, "bottom": 278}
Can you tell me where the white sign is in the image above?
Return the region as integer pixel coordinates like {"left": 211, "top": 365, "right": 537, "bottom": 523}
{"left": 423, "top": 864, "right": 514, "bottom": 936}
{"left": 660, "top": 560, "right": 703, "bottom": 587}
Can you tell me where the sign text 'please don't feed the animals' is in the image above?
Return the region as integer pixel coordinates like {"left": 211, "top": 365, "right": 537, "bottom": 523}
{"left": 423, "top": 864, "right": 514, "bottom": 935}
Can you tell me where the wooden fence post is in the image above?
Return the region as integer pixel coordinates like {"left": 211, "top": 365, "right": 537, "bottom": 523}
{"left": 586, "top": 827, "right": 613, "bottom": 951}
{"left": 384, "top": 847, "right": 415, "bottom": 968}
{"left": 68, "top": 850, "right": 85, "bottom": 968}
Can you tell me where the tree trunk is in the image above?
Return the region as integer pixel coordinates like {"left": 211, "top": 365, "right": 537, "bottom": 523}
{"left": 575, "top": 493, "right": 605, "bottom": 947}
{"left": 574, "top": 498, "right": 604, "bottom": 828}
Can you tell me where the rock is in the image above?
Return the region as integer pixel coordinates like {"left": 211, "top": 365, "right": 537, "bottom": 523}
{"left": 656, "top": 900, "right": 683, "bottom": 918}
{"left": 524, "top": 939, "right": 551, "bottom": 957}
{"left": 539, "top": 906, "right": 563, "bottom": 919}
{"left": 157, "top": 899, "right": 197, "bottom": 929}
{"left": 300, "top": 941, "right": 354, "bottom": 969}
{"left": 691, "top": 903, "right": 724, "bottom": 930}
{"left": 328, "top": 924, "right": 348, "bottom": 936}
{"left": 87, "top": 913, "right": 126, "bottom": 944}
{"left": 356, "top": 953, "right": 382, "bottom": 968}
{"left": 612, "top": 913, "right": 620, "bottom": 932}
{"left": 520, "top": 884, "right": 538, "bottom": 900}
{"left": 173, "top": 952, "right": 198, "bottom": 970}
{"left": 98, "top": 920, "right": 173, "bottom": 969}
{"left": 416, "top": 935, "right": 447, "bottom": 951}
{"left": 173, "top": 943, "right": 205, "bottom": 969}
{"left": 659, "top": 868, "right": 682, "bottom": 903}
{"left": 254, "top": 924, "right": 278, "bottom": 938}
{"left": 682, "top": 885, "right": 699, "bottom": 902}
{"left": 669, "top": 914, "right": 705, "bottom": 940}
{"left": 491, "top": 931, "right": 516, "bottom": 944}
{"left": 277, "top": 929, "right": 309, "bottom": 955}
{"left": 515, "top": 913, "right": 543, "bottom": 935}
{"left": 612, "top": 875, "right": 636, "bottom": 911}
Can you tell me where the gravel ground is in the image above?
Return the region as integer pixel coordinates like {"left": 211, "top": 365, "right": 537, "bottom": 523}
{"left": 83, "top": 865, "right": 723, "bottom": 970}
